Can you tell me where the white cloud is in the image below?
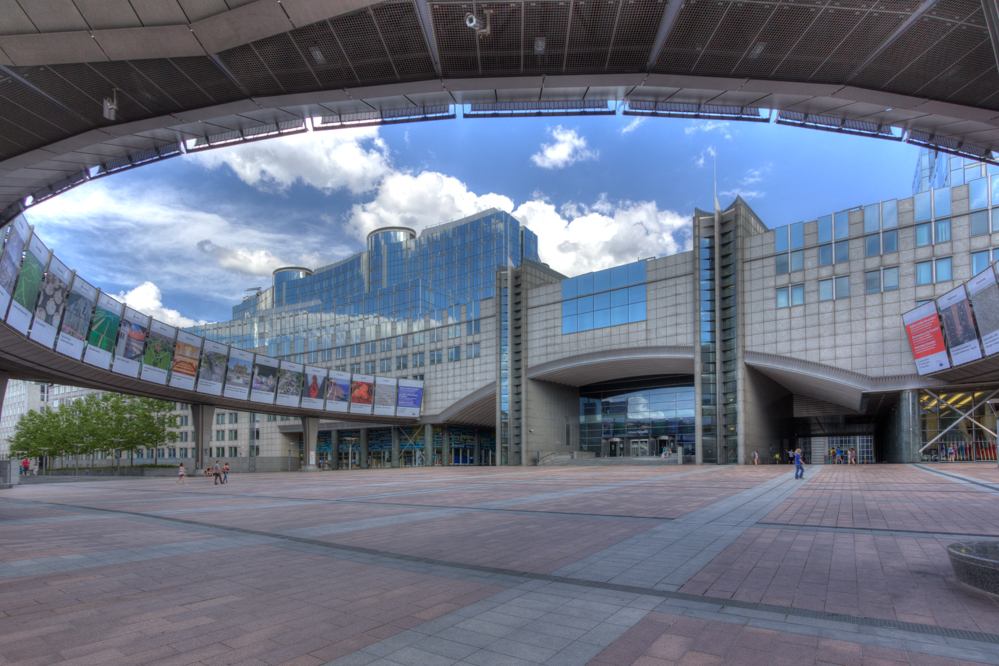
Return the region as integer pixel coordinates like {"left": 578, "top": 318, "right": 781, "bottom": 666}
{"left": 115, "top": 282, "right": 205, "bottom": 328}
{"left": 530, "top": 126, "right": 598, "bottom": 169}
{"left": 620, "top": 117, "right": 646, "bottom": 134}
{"left": 685, "top": 121, "right": 732, "bottom": 140}
{"left": 531, "top": 188, "right": 550, "bottom": 203}
{"left": 694, "top": 146, "right": 716, "bottom": 168}
{"left": 196, "top": 241, "right": 287, "bottom": 276}
{"left": 720, "top": 188, "right": 764, "bottom": 200}
{"left": 187, "top": 128, "right": 391, "bottom": 195}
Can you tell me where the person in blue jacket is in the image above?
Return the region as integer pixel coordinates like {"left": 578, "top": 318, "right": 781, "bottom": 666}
{"left": 794, "top": 448, "right": 805, "bottom": 480}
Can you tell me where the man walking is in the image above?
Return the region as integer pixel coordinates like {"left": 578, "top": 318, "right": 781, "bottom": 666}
{"left": 213, "top": 460, "right": 222, "bottom": 485}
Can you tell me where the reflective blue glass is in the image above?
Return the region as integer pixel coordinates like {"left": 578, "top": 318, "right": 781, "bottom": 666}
{"left": 776, "top": 288, "right": 789, "bottom": 308}
{"left": 790, "top": 250, "right": 803, "bottom": 272}
{"left": 916, "top": 262, "right": 933, "bottom": 285}
{"left": 562, "top": 315, "right": 577, "bottom": 334}
{"left": 834, "top": 212, "right": 849, "bottom": 239}
{"left": 612, "top": 288, "right": 628, "bottom": 307}
{"left": 818, "top": 244, "right": 832, "bottom": 266}
{"left": 915, "top": 223, "right": 932, "bottom": 247}
{"left": 775, "top": 226, "right": 788, "bottom": 252}
{"left": 865, "top": 235, "right": 879, "bottom": 257}
{"left": 628, "top": 261, "right": 646, "bottom": 285}
{"left": 593, "top": 291, "right": 611, "bottom": 310}
{"left": 883, "top": 230, "right": 898, "bottom": 253}
{"left": 882, "top": 200, "right": 897, "bottom": 229}
{"left": 629, "top": 284, "right": 646, "bottom": 304}
{"left": 611, "top": 305, "right": 628, "bottom": 325}
{"left": 593, "top": 309, "right": 611, "bottom": 328}
{"left": 935, "top": 218, "right": 950, "bottom": 243}
{"left": 915, "top": 191, "right": 931, "bottom": 221}
{"left": 776, "top": 253, "right": 789, "bottom": 274}
{"left": 992, "top": 174, "right": 999, "bottom": 206}
{"left": 863, "top": 204, "right": 880, "bottom": 233}
{"left": 577, "top": 295, "right": 594, "bottom": 314}
{"left": 936, "top": 257, "right": 952, "bottom": 282}
{"left": 970, "top": 178, "right": 988, "bottom": 210}
{"left": 817, "top": 215, "right": 832, "bottom": 243}
{"left": 628, "top": 302, "right": 646, "bottom": 323}
{"left": 562, "top": 300, "right": 577, "bottom": 316}
{"left": 578, "top": 312, "right": 594, "bottom": 331}
{"left": 790, "top": 222, "right": 804, "bottom": 250}
{"left": 934, "top": 188, "right": 951, "bottom": 218}
{"left": 973, "top": 251, "right": 990, "bottom": 275}
{"left": 971, "top": 210, "right": 989, "bottom": 236}
{"left": 561, "top": 277, "right": 577, "bottom": 299}
{"left": 609, "top": 265, "right": 627, "bottom": 289}
{"left": 593, "top": 269, "right": 610, "bottom": 292}
{"left": 578, "top": 273, "right": 594, "bottom": 296}
{"left": 834, "top": 241, "right": 849, "bottom": 263}
{"left": 951, "top": 169, "right": 965, "bottom": 186}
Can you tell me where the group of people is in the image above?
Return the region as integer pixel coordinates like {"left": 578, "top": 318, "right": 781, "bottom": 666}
{"left": 175, "top": 461, "right": 229, "bottom": 485}
{"left": 828, "top": 447, "right": 858, "bottom": 464}
{"left": 19, "top": 458, "right": 34, "bottom": 476}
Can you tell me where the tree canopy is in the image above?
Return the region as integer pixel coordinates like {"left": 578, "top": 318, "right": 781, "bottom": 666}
{"left": 9, "top": 393, "right": 178, "bottom": 461}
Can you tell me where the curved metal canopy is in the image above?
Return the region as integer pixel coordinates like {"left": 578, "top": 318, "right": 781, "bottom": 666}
{"left": 1, "top": 0, "right": 999, "bottom": 222}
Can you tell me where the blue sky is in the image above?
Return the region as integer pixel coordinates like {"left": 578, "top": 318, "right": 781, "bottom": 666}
{"left": 26, "top": 110, "right": 920, "bottom": 325}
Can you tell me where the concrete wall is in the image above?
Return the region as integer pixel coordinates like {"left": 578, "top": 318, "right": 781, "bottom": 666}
{"left": 523, "top": 378, "right": 579, "bottom": 464}
{"left": 741, "top": 366, "right": 791, "bottom": 464}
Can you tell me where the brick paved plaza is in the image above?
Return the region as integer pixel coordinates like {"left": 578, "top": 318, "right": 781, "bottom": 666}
{"left": 1, "top": 464, "right": 999, "bottom": 666}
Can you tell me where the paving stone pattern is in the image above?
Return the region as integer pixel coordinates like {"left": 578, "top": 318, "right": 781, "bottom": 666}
{"left": 0, "top": 464, "right": 997, "bottom": 665}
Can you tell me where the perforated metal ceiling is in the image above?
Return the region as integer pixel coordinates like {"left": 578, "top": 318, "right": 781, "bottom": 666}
{"left": 1, "top": 0, "right": 999, "bottom": 215}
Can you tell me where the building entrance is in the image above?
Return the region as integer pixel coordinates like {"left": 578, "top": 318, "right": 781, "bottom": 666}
{"left": 630, "top": 439, "right": 649, "bottom": 457}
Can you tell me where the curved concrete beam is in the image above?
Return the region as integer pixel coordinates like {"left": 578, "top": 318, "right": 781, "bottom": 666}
{"left": 527, "top": 346, "right": 695, "bottom": 387}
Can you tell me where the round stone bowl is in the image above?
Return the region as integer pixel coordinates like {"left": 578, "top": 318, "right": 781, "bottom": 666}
{"left": 948, "top": 542, "right": 999, "bottom": 595}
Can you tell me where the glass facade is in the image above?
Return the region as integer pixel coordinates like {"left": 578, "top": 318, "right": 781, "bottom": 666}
{"left": 579, "top": 376, "right": 695, "bottom": 456}
{"left": 920, "top": 391, "right": 999, "bottom": 462}
{"left": 560, "top": 261, "right": 647, "bottom": 334}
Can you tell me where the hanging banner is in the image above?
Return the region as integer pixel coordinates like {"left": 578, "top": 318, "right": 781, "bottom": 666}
{"left": 140, "top": 320, "right": 177, "bottom": 385}
{"left": 56, "top": 275, "right": 96, "bottom": 361}
{"left": 7, "top": 234, "right": 49, "bottom": 334}
{"left": 84, "top": 292, "right": 123, "bottom": 370}
{"left": 250, "top": 354, "right": 280, "bottom": 404}
{"left": 938, "top": 285, "right": 983, "bottom": 366}
{"left": 112, "top": 307, "right": 150, "bottom": 378}
{"left": 325, "top": 370, "right": 351, "bottom": 413}
{"left": 197, "top": 340, "right": 229, "bottom": 396}
{"left": 28, "top": 254, "right": 72, "bottom": 349}
{"left": 223, "top": 348, "right": 253, "bottom": 400}
{"left": 373, "top": 376, "right": 397, "bottom": 416}
{"left": 275, "top": 360, "right": 303, "bottom": 408}
{"left": 903, "top": 302, "right": 951, "bottom": 375}
{"left": 396, "top": 379, "right": 424, "bottom": 417}
{"left": 169, "top": 331, "right": 202, "bottom": 391}
{"left": 0, "top": 216, "right": 29, "bottom": 317}
{"left": 349, "top": 374, "right": 374, "bottom": 414}
{"left": 301, "top": 366, "right": 327, "bottom": 410}
{"left": 969, "top": 265, "right": 999, "bottom": 357}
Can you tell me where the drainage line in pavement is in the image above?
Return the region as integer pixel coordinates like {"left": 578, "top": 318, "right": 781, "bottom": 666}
{"left": 913, "top": 464, "right": 999, "bottom": 493}
{"left": 753, "top": 521, "right": 999, "bottom": 540}
{"left": 5, "top": 494, "right": 999, "bottom": 649}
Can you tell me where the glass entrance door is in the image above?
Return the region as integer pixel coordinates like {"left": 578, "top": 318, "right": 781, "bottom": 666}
{"left": 631, "top": 439, "right": 649, "bottom": 456}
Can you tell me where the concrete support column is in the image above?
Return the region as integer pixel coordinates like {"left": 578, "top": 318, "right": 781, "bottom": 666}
{"left": 443, "top": 424, "right": 451, "bottom": 466}
{"left": 391, "top": 427, "right": 400, "bottom": 468}
{"left": 300, "top": 417, "right": 320, "bottom": 471}
{"left": 900, "top": 390, "right": 922, "bottom": 463}
{"left": 190, "top": 405, "right": 215, "bottom": 471}
{"left": 473, "top": 429, "right": 480, "bottom": 466}
{"left": 330, "top": 430, "right": 339, "bottom": 469}
{"left": 359, "top": 428, "right": 369, "bottom": 469}
{"left": 424, "top": 424, "right": 433, "bottom": 466}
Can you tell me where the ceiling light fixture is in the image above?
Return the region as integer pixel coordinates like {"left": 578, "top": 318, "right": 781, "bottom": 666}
{"left": 102, "top": 89, "right": 118, "bottom": 121}
{"left": 309, "top": 46, "right": 326, "bottom": 66}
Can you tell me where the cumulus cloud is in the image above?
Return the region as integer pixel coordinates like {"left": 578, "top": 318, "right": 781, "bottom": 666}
{"left": 116, "top": 282, "right": 205, "bottom": 328}
{"left": 720, "top": 188, "right": 764, "bottom": 200}
{"left": 685, "top": 121, "right": 732, "bottom": 139}
{"left": 620, "top": 117, "right": 646, "bottom": 134}
{"left": 695, "top": 146, "right": 716, "bottom": 168}
{"left": 196, "top": 241, "right": 287, "bottom": 276}
{"left": 188, "top": 128, "right": 391, "bottom": 195}
{"left": 531, "top": 126, "right": 598, "bottom": 169}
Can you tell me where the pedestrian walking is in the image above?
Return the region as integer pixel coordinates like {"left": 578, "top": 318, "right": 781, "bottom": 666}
{"left": 794, "top": 448, "right": 805, "bottom": 480}
{"left": 176, "top": 462, "right": 186, "bottom": 485}
{"left": 213, "top": 460, "right": 222, "bottom": 485}
{"left": 20, "top": 458, "right": 29, "bottom": 476}
{"left": 752, "top": 450, "right": 759, "bottom": 466}
{"left": 222, "top": 462, "right": 229, "bottom": 484}
{"left": 774, "top": 452, "right": 781, "bottom": 465}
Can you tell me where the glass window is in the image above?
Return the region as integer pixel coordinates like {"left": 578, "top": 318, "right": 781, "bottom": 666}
{"left": 865, "top": 234, "right": 880, "bottom": 257}
{"left": 775, "top": 226, "right": 789, "bottom": 253}
{"left": 935, "top": 218, "right": 951, "bottom": 243}
{"left": 863, "top": 204, "right": 880, "bottom": 233}
{"left": 562, "top": 315, "right": 577, "bottom": 334}
{"left": 577, "top": 295, "right": 593, "bottom": 313}
{"left": 628, "top": 261, "right": 646, "bottom": 285}
{"left": 835, "top": 275, "right": 850, "bottom": 299}
{"left": 818, "top": 244, "right": 832, "bottom": 266}
{"left": 577, "top": 272, "right": 593, "bottom": 296}
{"left": 882, "top": 200, "right": 898, "bottom": 229}
{"left": 775, "top": 254, "right": 788, "bottom": 274}
{"left": 834, "top": 240, "right": 850, "bottom": 263}
{"left": 992, "top": 174, "right": 999, "bottom": 207}
{"left": 790, "top": 250, "right": 804, "bottom": 272}
{"left": 834, "top": 211, "right": 849, "bottom": 240}
{"left": 970, "top": 178, "right": 989, "bottom": 210}
{"left": 562, "top": 300, "right": 577, "bottom": 316}
{"left": 819, "top": 279, "right": 834, "bottom": 301}
{"left": 593, "top": 308, "right": 610, "bottom": 328}
{"left": 818, "top": 215, "right": 832, "bottom": 243}
{"left": 971, "top": 210, "right": 990, "bottom": 236}
{"left": 612, "top": 288, "right": 628, "bottom": 307}
{"left": 934, "top": 187, "right": 951, "bottom": 218}
{"left": 883, "top": 230, "right": 898, "bottom": 253}
{"left": 562, "top": 277, "right": 577, "bottom": 299}
{"left": 951, "top": 168, "right": 964, "bottom": 187}
{"left": 866, "top": 270, "right": 881, "bottom": 294}
{"left": 593, "top": 291, "right": 610, "bottom": 310}
{"left": 628, "top": 301, "right": 646, "bottom": 323}
{"left": 611, "top": 305, "right": 628, "bottom": 326}
{"left": 883, "top": 267, "right": 899, "bottom": 291}
{"left": 994, "top": 248, "right": 999, "bottom": 263}
{"left": 791, "top": 284, "right": 804, "bottom": 305}
{"left": 790, "top": 222, "right": 804, "bottom": 250}
{"left": 973, "top": 250, "right": 990, "bottom": 276}
{"left": 592, "top": 268, "right": 610, "bottom": 292}
{"left": 915, "top": 222, "right": 933, "bottom": 247}
{"left": 629, "top": 284, "right": 646, "bottom": 303}
{"left": 610, "top": 265, "right": 628, "bottom": 289}
{"left": 936, "top": 257, "right": 952, "bottom": 282}
{"left": 579, "top": 311, "right": 593, "bottom": 331}
{"left": 915, "top": 191, "right": 932, "bottom": 222}
{"left": 776, "top": 287, "right": 789, "bottom": 308}
{"left": 916, "top": 261, "right": 933, "bottom": 285}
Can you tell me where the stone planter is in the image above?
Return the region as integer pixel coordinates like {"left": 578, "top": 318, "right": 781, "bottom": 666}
{"left": 947, "top": 542, "right": 999, "bottom": 595}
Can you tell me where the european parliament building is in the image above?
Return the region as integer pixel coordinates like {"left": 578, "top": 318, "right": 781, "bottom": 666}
{"left": 175, "top": 149, "right": 999, "bottom": 469}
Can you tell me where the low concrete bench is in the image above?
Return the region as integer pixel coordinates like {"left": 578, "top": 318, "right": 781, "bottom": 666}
{"left": 948, "top": 542, "right": 999, "bottom": 595}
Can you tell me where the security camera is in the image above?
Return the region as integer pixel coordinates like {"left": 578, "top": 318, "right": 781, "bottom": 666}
{"left": 465, "top": 13, "right": 483, "bottom": 29}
